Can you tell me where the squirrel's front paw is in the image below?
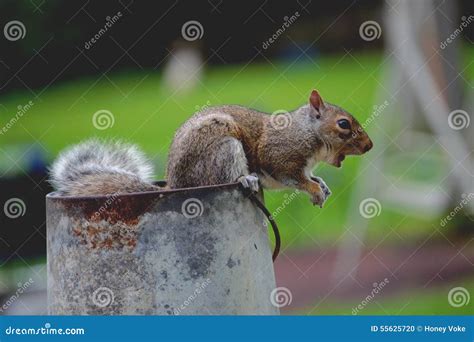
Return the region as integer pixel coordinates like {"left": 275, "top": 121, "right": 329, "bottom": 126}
{"left": 310, "top": 191, "right": 327, "bottom": 208}
{"left": 238, "top": 174, "right": 259, "bottom": 193}
{"left": 311, "top": 176, "right": 331, "bottom": 198}
{"left": 309, "top": 176, "right": 331, "bottom": 208}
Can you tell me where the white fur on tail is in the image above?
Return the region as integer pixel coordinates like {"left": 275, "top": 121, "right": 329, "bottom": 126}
{"left": 49, "top": 139, "right": 155, "bottom": 194}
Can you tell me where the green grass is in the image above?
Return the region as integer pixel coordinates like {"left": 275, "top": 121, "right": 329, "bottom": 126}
{"left": 1, "top": 48, "right": 473, "bottom": 248}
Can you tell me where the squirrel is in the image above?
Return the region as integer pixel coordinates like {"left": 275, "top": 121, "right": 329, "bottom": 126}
{"left": 50, "top": 90, "right": 373, "bottom": 207}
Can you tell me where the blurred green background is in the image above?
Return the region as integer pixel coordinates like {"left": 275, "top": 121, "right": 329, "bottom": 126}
{"left": 0, "top": 0, "right": 473, "bottom": 315}
{"left": 2, "top": 49, "right": 473, "bottom": 245}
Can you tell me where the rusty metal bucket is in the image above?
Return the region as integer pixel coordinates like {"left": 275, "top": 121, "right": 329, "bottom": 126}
{"left": 46, "top": 182, "right": 278, "bottom": 315}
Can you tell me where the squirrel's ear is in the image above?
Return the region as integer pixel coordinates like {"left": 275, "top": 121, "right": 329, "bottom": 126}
{"left": 309, "top": 90, "right": 325, "bottom": 112}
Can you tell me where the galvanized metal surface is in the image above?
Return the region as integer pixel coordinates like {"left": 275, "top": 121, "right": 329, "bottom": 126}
{"left": 46, "top": 183, "right": 278, "bottom": 315}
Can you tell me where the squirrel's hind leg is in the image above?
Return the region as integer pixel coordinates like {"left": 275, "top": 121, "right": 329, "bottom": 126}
{"left": 168, "top": 136, "right": 253, "bottom": 189}
{"left": 238, "top": 173, "right": 259, "bottom": 193}
{"left": 208, "top": 137, "right": 260, "bottom": 192}
{"left": 211, "top": 138, "right": 259, "bottom": 192}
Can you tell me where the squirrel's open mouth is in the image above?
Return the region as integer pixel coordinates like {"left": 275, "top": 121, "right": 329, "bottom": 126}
{"left": 334, "top": 154, "right": 345, "bottom": 167}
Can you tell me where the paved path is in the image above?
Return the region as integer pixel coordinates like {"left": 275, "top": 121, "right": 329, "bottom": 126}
{"left": 275, "top": 237, "right": 474, "bottom": 311}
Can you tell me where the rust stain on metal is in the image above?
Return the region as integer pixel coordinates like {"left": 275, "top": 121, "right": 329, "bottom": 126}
{"left": 51, "top": 182, "right": 239, "bottom": 224}
{"left": 48, "top": 182, "right": 241, "bottom": 252}
{"left": 62, "top": 193, "right": 158, "bottom": 225}
{"left": 57, "top": 194, "right": 159, "bottom": 251}
{"left": 72, "top": 221, "right": 139, "bottom": 251}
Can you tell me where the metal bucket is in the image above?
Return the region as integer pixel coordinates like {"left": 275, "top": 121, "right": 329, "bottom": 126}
{"left": 46, "top": 182, "right": 278, "bottom": 315}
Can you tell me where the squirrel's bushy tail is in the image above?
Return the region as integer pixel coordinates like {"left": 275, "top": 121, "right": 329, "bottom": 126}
{"left": 49, "top": 139, "right": 157, "bottom": 196}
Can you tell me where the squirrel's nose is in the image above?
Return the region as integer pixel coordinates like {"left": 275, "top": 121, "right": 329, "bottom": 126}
{"left": 363, "top": 140, "right": 373, "bottom": 153}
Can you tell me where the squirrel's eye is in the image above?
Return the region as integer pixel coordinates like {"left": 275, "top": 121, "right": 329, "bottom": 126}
{"left": 337, "top": 119, "right": 351, "bottom": 130}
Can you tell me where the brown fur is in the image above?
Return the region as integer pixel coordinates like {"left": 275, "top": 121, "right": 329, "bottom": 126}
{"left": 52, "top": 91, "right": 372, "bottom": 205}
{"left": 166, "top": 90, "right": 373, "bottom": 206}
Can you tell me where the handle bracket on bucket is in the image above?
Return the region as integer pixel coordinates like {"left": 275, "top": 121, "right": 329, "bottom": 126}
{"left": 240, "top": 186, "right": 281, "bottom": 262}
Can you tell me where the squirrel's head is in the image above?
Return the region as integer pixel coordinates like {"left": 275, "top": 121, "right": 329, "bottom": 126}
{"left": 307, "top": 89, "right": 373, "bottom": 168}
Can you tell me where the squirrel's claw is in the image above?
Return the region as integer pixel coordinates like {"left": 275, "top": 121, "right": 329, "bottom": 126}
{"left": 238, "top": 174, "right": 259, "bottom": 193}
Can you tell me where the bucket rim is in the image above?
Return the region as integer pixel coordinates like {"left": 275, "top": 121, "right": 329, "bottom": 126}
{"left": 46, "top": 180, "right": 242, "bottom": 201}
